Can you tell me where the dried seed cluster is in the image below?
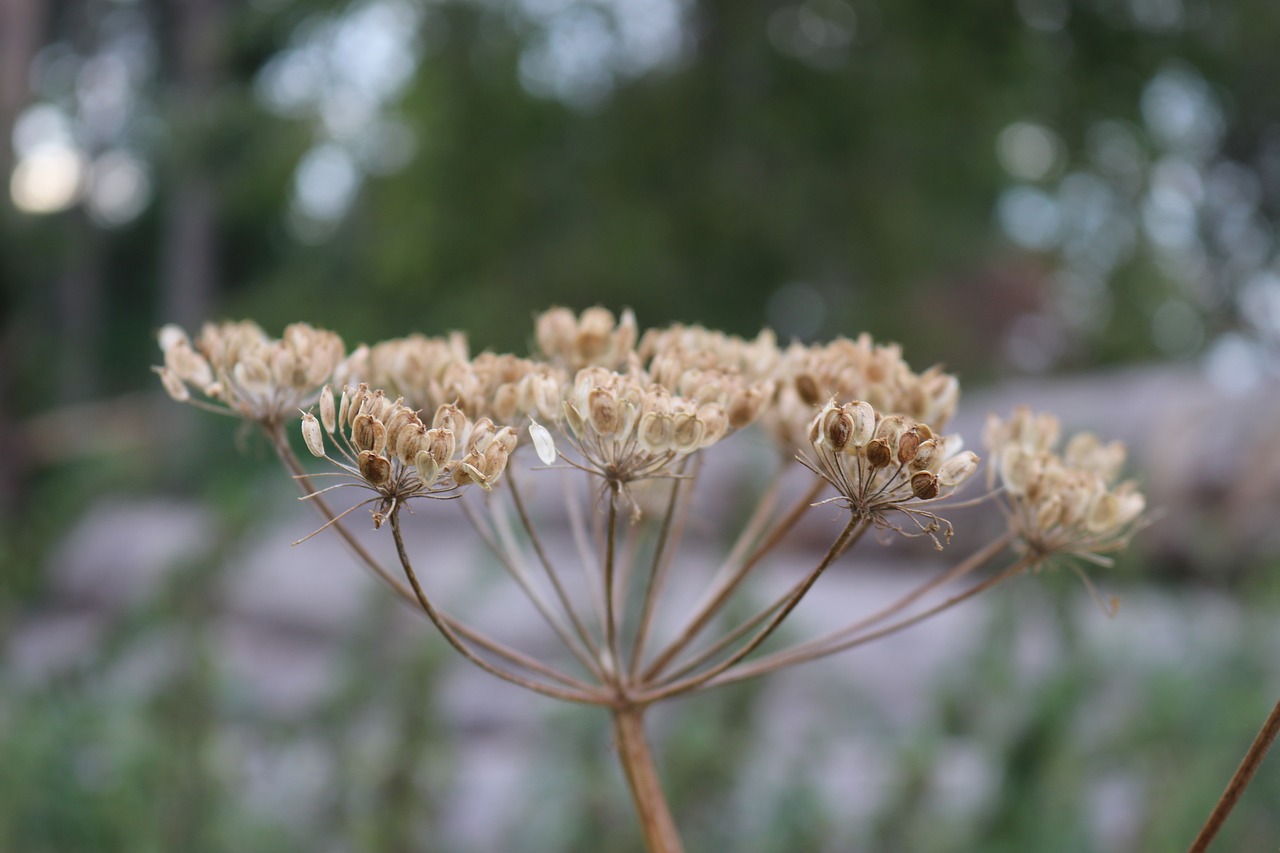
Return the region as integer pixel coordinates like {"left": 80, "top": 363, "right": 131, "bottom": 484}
{"left": 156, "top": 307, "right": 1143, "bottom": 549}
{"left": 765, "top": 335, "right": 960, "bottom": 452}
{"left": 802, "top": 399, "right": 979, "bottom": 547}
{"left": 302, "top": 383, "right": 517, "bottom": 527}
{"left": 985, "top": 408, "right": 1145, "bottom": 563}
{"left": 560, "top": 367, "right": 731, "bottom": 490}
{"left": 157, "top": 321, "right": 344, "bottom": 425}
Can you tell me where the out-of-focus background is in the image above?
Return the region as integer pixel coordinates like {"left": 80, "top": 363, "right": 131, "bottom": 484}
{"left": 3, "top": 0, "right": 1280, "bottom": 850}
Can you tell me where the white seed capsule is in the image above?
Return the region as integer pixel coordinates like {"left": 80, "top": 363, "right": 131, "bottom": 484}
{"left": 528, "top": 419, "right": 557, "bottom": 465}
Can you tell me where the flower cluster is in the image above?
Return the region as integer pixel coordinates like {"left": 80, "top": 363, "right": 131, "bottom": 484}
{"left": 802, "top": 399, "right": 979, "bottom": 546}
{"left": 156, "top": 321, "right": 344, "bottom": 426}
{"left": 537, "top": 306, "right": 638, "bottom": 371}
{"left": 559, "top": 367, "right": 730, "bottom": 491}
{"left": 985, "top": 407, "right": 1145, "bottom": 564}
{"left": 762, "top": 334, "right": 960, "bottom": 452}
{"left": 302, "top": 383, "right": 517, "bottom": 527}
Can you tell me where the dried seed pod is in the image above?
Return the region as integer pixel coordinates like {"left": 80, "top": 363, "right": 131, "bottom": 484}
{"left": 865, "top": 438, "right": 893, "bottom": 469}
{"left": 910, "top": 470, "right": 939, "bottom": 500}
{"left": 319, "top": 386, "right": 336, "bottom": 433}
{"left": 425, "top": 427, "right": 456, "bottom": 466}
{"left": 414, "top": 449, "right": 440, "bottom": 487}
{"left": 849, "top": 401, "right": 876, "bottom": 446}
{"left": 302, "top": 412, "right": 326, "bottom": 458}
{"left": 358, "top": 450, "right": 392, "bottom": 487}
{"left": 795, "top": 373, "right": 822, "bottom": 406}
{"left": 897, "top": 429, "right": 921, "bottom": 464}
{"left": 528, "top": 419, "right": 557, "bottom": 465}
{"left": 587, "top": 387, "right": 621, "bottom": 435}
{"left": 638, "top": 412, "right": 674, "bottom": 454}
{"left": 823, "top": 407, "right": 854, "bottom": 451}
{"left": 352, "top": 413, "right": 387, "bottom": 454}
{"left": 938, "top": 451, "right": 979, "bottom": 487}
{"left": 672, "top": 412, "right": 705, "bottom": 454}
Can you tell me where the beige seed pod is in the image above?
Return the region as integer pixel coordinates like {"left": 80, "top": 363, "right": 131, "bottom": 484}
{"left": 910, "top": 438, "right": 941, "bottom": 472}
{"left": 587, "top": 387, "right": 621, "bottom": 435}
{"left": 563, "top": 401, "right": 586, "bottom": 437}
{"left": 938, "top": 451, "right": 979, "bottom": 487}
{"left": 672, "top": 413, "right": 705, "bottom": 454}
{"left": 698, "top": 403, "right": 728, "bottom": 446}
{"left": 432, "top": 403, "right": 469, "bottom": 437}
{"left": 492, "top": 383, "right": 519, "bottom": 422}
{"left": 577, "top": 307, "right": 615, "bottom": 360}
{"left": 394, "top": 419, "right": 428, "bottom": 465}
{"left": 424, "top": 427, "right": 456, "bottom": 466}
{"left": 358, "top": 450, "right": 392, "bottom": 487}
{"left": 638, "top": 412, "right": 674, "bottom": 454}
{"left": 320, "top": 386, "right": 336, "bottom": 433}
{"left": 302, "top": 412, "right": 326, "bottom": 458}
{"left": 821, "top": 405, "right": 853, "bottom": 451}
{"left": 352, "top": 413, "right": 387, "bottom": 454}
{"left": 727, "top": 387, "right": 765, "bottom": 429}
{"left": 469, "top": 417, "right": 497, "bottom": 452}
{"left": 414, "top": 449, "right": 440, "bottom": 487}
{"left": 849, "top": 401, "right": 876, "bottom": 446}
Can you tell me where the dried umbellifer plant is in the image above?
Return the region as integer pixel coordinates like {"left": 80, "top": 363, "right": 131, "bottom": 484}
{"left": 157, "top": 307, "right": 1160, "bottom": 852}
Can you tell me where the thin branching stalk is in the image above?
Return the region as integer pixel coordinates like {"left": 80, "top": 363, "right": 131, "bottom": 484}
{"left": 770, "top": 530, "right": 1015, "bottom": 665}
{"left": 506, "top": 464, "right": 605, "bottom": 673}
{"left": 484, "top": 486, "right": 607, "bottom": 679}
{"left": 272, "top": 429, "right": 418, "bottom": 605}
{"left": 390, "top": 510, "right": 607, "bottom": 705}
{"left": 636, "top": 518, "right": 865, "bottom": 703}
{"left": 705, "top": 556, "right": 1034, "bottom": 688}
{"left": 642, "top": 475, "right": 826, "bottom": 681}
{"left": 1188, "top": 696, "right": 1280, "bottom": 853}
{"left": 628, "top": 476, "right": 686, "bottom": 679}
{"left": 564, "top": 470, "right": 610, "bottom": 634}
{"left": 604, "top": 488, "right": 622, "bottom": 680}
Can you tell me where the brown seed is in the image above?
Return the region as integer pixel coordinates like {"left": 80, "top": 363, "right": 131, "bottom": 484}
{"left": 795, "top": 373, "right": 821, "bottom": 406}
{"left": 866, "top": 438, "right": 892, "bottom": 469}
{"left": 358, "top": 450, "right": 392, "bottom": 487}
{"left": 897, "top": 429, "right": 921, "bottom": 464}
{"left": 352, "top": 413, "right": 387, "bottom": 454}
{"left": 911, "top": 471, "right": 939, "bottom": 500}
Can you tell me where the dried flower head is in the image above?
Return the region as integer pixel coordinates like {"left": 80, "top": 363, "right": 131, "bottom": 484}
{"left": 156, "top": 321, "right": 344, "bottom": 427}
{"left": 762, "top": 335, "right": 960, "bottom": 454}
{"left": 536, "top": 306, "right": 638, "bottom": 371}
{"left": 555, "top": 367, "right": 730, "bottom": 512}
{"left": 986, "top": 408, "right": 1145, "bottom": 565}
{"left": 301, "top": 384, "right": 517, "bottom": 529}
{"left": 800, "top": 399, "right": 979, "bottom": 548}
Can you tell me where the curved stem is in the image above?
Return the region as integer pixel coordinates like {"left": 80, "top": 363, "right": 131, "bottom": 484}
{"left": 642, "top": 475, "right": 825, "bottom": 682}
{"left": 770, "top": 531, "right": 1014, "bottom": 666}
{"left": 628, "top": 476, "right": 685, "bottom": 679}
{"left": 1188, "top": 696, "right": 1280, "bottom": 853}
{"left": 637, "top": 518, "right": 863, "bottom": 704}
{"left": 507, "top": 464, "right": 604, "bottom": 671}
{"left": 389, "top": 510, "right": 607, "bottom": 705}
{"left": 705, "top": 556, "right": 1032, "bottom": 689}
{"left": 272, "top": 429, "right": 417, "bottom": 606}
{"left": 612, "top": 706, "right": 685, "bottom": 853}
{"left": 605, "top": 488, "right": 621, "bottom": 680}
{"left": 478, "top": 489, "right": 606, "bottom": 680}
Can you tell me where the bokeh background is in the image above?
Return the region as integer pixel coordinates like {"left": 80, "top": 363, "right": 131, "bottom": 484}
{"left": 3, "top": 0, "right": 1280, "bottom": 849}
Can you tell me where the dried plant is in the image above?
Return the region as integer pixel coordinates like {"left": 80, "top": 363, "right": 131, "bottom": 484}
{"left": 157, "top": 309, "right": 1152, "bottom": 852}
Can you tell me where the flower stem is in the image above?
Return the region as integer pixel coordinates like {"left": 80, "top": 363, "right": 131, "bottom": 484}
{"left": 612, "top": 706, "right": 685, "bottom": 853}
{"left": 1188, "top": 695, "right": 1280, "bottom": 853}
